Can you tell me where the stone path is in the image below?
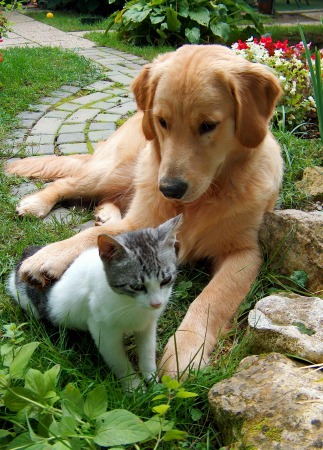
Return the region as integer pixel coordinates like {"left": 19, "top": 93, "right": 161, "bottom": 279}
{"left": 2, "top": 11, "right": 147, "bottom": 226}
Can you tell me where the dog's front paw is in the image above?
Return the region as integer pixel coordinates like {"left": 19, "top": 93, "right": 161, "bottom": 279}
{"left": 19, "top": 242, "right": 72, "bottom": 287}
{"left": 16, "top": 194, "right": 52, "bottom": 217}
{"left": 158, "top": 330, "right": 211, "bottom": 379}
{"left": 94, "top": 202, "right": 121, "bottom": 226}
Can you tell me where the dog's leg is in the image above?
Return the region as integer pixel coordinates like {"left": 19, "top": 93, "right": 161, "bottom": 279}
{"left": 5, "top": 154, "right": 91, "bottom": 180}
{"left": 158, "top": 247, "right": 262, "bottom": 378}
{"left": 15, "top": 176, "right": 87, "bottom": 217}
{"left": 94, "top": 201, "right": 122, "bottom": 225}
{"left": 18, "top": 218, "right": 137, "bottom": 286}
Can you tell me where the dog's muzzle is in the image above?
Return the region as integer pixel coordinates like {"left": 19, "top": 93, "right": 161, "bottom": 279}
{"left": 159, "top": 178, "right": 188, "bottom": 199}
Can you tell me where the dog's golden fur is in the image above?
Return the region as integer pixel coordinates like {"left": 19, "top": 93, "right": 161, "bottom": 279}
{"left": 6, "top": 45, "right": 283, "bottom": 376}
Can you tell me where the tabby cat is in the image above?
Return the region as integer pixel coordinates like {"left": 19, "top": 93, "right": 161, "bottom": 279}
{"left": 7, "top": 215, "right": 182, "bottom": 389}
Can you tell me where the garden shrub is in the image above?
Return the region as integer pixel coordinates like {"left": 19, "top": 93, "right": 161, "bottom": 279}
{"left": 231, "top": 36, "right": 323, "bottom": 134}
{"left": 105, "top": 0, "right": 264, "bottom": 46}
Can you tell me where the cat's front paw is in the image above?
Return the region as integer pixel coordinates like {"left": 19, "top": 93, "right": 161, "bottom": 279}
{"left": 158, "top": 330, "right": 211, "bottom": 379}
{"left": 16, "top": 194, "right": 52, "bottom": 217}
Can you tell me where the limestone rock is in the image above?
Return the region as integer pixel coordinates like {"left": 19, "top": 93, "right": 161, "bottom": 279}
{"left": 248, "top": 294, "right": 323, "bottom": 363}
{"left": 208, "top": 353, "right": 323, "bottom": 449}
{"left": 297, "top": 166, "right": 323, "bottom": 201}
{"left": 259, "top": 209, "right": 323, "bottom": 293}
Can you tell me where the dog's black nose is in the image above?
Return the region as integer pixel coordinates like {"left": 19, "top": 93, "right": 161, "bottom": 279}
{"left": 159, "top": 178, "right": 188, "bottom": 199}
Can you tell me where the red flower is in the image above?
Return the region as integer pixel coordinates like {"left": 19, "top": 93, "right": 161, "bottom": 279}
{"left": 0, "top": 53, "right": 2, "bottom": 62}
{"left": 237, "top": 39, "right": 249, "bottom": 50}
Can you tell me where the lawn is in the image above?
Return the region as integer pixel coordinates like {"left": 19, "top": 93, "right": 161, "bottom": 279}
{"left": 0, "top": 13, "right": 322, "bottom": 450}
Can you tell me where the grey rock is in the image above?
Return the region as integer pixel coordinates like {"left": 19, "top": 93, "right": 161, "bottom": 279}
{"left": 248, "top": 294, "right": 323, "bottom": 363}
{"left": 259, "top": 210, "right": 323, "bottom": 293}
{"left": 297, "top": 166, "right": 323, "bottom": 201}
{"left": 208, "top": 353, "right": 323, "bottom": 449}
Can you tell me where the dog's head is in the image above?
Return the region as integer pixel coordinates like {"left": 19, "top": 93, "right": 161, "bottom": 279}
{"left": 132, "top": 45, "right": 282, "bottom": 203}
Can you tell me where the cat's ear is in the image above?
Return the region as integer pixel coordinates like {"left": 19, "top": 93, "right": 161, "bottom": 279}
{"left": 98, "top": 234, "right": 126, "bottom": 261}
{"left": 157, "top": 214, "right": 183, "bottom": 246}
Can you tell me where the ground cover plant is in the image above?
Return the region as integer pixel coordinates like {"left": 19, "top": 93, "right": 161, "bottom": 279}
{"left": 0, "top": 16, "right": 322, "bottom": 450}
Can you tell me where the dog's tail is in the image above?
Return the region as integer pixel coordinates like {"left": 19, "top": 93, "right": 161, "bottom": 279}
{"left": 5, "top": 154, "right": 91, "bottom": 180}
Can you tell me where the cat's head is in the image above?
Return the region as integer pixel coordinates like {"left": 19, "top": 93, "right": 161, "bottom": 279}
{"left": 97, "top": 215, "right": 182, "bottom": 311}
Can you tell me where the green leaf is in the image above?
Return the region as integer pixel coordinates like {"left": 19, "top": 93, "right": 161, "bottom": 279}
{"left": 9, "top": 342, "right": 40, "bottom": 379}
{"left": 145, "top": 416, "right": 174, "bottom": 434}
{"left": 7, "top": 432, "right": 34, "bottom": 449}
{"left": 178, "top": 1, "right": 189, "bottom": 18}
{"left": 123, "top": 6, "right": 150, "bottom": 24}
{"left": 150, "top": 13, "right": 165, "bottom": 25}
{"left": 152, "top": 394, "right": 168, "bottom": 401}
{"left": 175, "top": 389, "right": 198, "bottom": 399}
{"left": 143, "top": 416, "right": 162, "bottom": 437}
{"left": 4, "top": 387, "right": 41, "bottom": 412}
{"left": 61, "top": 384, "right": 84, "bottom": 420}
{"left": 149, "top": 0, "right": 166, "bottom": 5}
{"left": 43, "top": 365, "right": 60, "bottom": 391}
{"left": 189, "top": 7, "right": 210, "bottom": 26}
{"left": 94, "top": 409, "right": 151, "bottom": 446}
{"left": 161, "top": 375, "right": 180, "bottom": 390}
{"left": 163, "top": 429, "right": 187, "bottom": 441}
{"left": 185, "top": 27, "right": 200, "bottom": 44}
{"left": 210, "top": 21, "right": 231, "bottom": 41}
{"left": 52, "top": 442, "right": 72, "bottom": 450}
{"left": 84, "top": 386, "right": 108, "bottom": 419}
{"left": 190, "top": 407, "right": 203, "bottom": 421}
{"left": 290, "top": 270, "right": 308, "bottom": 288}
{"left": 152, "top": 404, "right": 170, "bottom": 415}
{"left": 166, "top": 7, "right": 181, "bottom": 32}
{"left": 0, "top": 429, "right": 12, "bottom": 438}
{"left": 49, "top": 416, "right": 77, "bottom": 440}
{"left": 25, "top": 369, "right": 46, "bottom": 398}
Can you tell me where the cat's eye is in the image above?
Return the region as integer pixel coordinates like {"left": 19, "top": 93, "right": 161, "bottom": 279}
{"left": 199, "top": 121, "right": 219, "bottom": 135}
{"left": 130, "top": 284, "right": 146, "bottom": 293}
{"left": 159, "top": 117, "right": 167, "bottom": 129}
{"left": 160, "top": 276, "right": 173, "bottom": 287}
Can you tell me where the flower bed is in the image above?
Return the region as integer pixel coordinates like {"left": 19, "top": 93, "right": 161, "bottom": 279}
{"left": 231, "top": 36, "right": 323, "bottom": 136}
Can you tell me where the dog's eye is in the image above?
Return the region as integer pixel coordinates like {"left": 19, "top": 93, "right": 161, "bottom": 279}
{"left": 159, "top": 117, "right": 167, "bottom": 129}
{"left": 199, "top": 121, "right": 219, "bottom": 135}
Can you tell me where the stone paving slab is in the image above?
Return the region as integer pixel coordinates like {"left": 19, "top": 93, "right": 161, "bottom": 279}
{"left": 3, "top": 10, "right": 147, "bottom": 225}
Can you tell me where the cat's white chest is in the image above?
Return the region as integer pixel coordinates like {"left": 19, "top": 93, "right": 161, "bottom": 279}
{"left": 89, "top": 292, "right": 159, "bottom": 333}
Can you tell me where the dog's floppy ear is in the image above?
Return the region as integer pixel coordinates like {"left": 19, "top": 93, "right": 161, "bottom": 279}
{"left": 132, "top": 53, "right": 173, "bottom": 141}
{"left": 131, "top": 64, "right": 157, "bottom": 141}
{"left": 230, "top": 64, "right": 282, "bottom": 148}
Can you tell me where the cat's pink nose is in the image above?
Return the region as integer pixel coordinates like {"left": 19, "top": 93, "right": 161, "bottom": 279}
{"left": 150, "top": 302, "right": 162, "bottom": 309}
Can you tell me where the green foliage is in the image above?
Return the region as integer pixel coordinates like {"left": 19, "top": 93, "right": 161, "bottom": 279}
{"left": 289, "top": 270, "right": 308, "bottom": 289}
{"left": 105, "top": 0, "right": 264, "bottom": 46}
{"left": 0, "top": 1, "right": 22, "bottom": 39}
{"left": 299, "top": 24, "right": 323, "bottom": 143}
{"left": 0, "top": 324, "right": 198, "bottom": 449}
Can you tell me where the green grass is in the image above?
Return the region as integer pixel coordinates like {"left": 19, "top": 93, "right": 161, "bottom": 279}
{"left": 274, "top": 0, "right": 323, "bottom": 12}
{"left": 0, "top": 35, "right": 322, "bottom": 450}
{"left": 26, "top": 10, "right": 112, "bottom": 32}
{"left": 0, "top": 47, "right": 101, "bottom": 139}
{"left": 86, "top": 30, "right": 174, "bottom": 60}
{"left": 265, "top": 24, "right": 323, "bottom": 47}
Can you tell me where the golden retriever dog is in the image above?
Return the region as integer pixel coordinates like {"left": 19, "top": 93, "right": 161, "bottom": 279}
{"left": 6, "top": 45, "right": 283, "bottom": 377}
